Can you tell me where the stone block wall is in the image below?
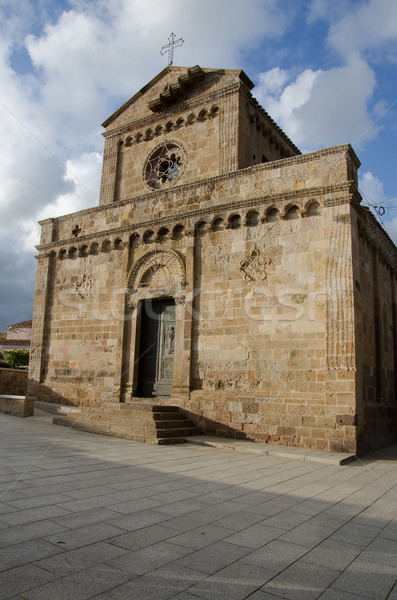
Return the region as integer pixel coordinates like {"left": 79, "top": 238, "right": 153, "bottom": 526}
{"left": 352, "top": 207, "right": 397, "bottom": 453}
{"left": 185, "top": 196, "right": 357, "bottom": 453}
{"left": 29, "top": 242, "right": 129, "bottom": 407}
{"left": 0, "top": 368, "right": 28, "bottom": 395}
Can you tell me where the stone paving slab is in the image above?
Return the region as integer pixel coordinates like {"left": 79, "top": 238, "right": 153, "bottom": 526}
{"left": 0, "top": 414, "right": 396, "bottom": 600}
{"left": 185, "top": 436, "right": 356, "bottom": 465}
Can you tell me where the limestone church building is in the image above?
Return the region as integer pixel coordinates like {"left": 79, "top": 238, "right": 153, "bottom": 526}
{"left": 29, "top": 66, "right": 397, "bottom": 455}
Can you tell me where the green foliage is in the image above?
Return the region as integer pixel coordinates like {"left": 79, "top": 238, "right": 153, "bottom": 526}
{"left": 2, "top": 349, "right": 30, "bottom": 369}
{"left": 0, "top": 351, "right": 8, "bottom": 368}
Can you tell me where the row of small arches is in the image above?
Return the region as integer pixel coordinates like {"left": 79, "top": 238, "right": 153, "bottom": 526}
{"left": 58, "top": 238, "right": 125, "bottom": 260}
{"left": 141, "top": 200, "right": 321, "bottom": 241}
{"left": 121, "top": 106, "right": 219, "bottom": 147}
{"left": 55, "top": 200, "right": 321, "bottom": 259}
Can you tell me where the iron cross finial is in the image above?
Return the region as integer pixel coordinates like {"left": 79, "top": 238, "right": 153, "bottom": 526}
{"left": 160, "top": 33, "right": 184, "bottom": 66}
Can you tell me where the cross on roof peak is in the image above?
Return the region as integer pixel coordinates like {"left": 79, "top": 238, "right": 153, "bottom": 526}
{"left": 160, "top": 33, "right": 184, "bottom": 66}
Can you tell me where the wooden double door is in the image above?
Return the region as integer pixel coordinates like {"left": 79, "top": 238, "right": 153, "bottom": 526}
{"left": 137, "top": 299, "right": 176, "bottom": 397}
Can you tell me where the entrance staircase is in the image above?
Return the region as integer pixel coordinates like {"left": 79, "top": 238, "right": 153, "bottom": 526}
{"left": 52, "top": 400, "right": 202, "bottom": 444}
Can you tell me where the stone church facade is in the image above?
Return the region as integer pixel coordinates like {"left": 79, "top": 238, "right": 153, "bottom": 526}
{"left": 29, "top": 66, "right": 397, "bottom": 454}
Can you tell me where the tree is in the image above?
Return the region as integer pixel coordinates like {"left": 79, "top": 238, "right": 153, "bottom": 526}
{"left": 0, "top": 352, "right": 8, "bottom": 368}
{"left": 2, "top": 349, "right": 30, "bottom": 369}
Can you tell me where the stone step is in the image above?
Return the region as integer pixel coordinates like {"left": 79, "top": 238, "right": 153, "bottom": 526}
{"left": 57, "top": 414, "right": 197, "bottom": 431}
{"left": 52, "top": 417, "right": 187, "bottom": 445}
{"left": 83, "top": 402, "right": 181, "bottom": 415}
{"left": 105, "top": 398, "right": 179, "bottom": 412}
{"left": 126, "top": 397, "right": 173, "bottom": 406}
{"left": 69, "top": 410, "right": 188, "bottom": 424}
{"left": 84, "top": 409, "right": 185, "bottom": 421}
{"left": 52, "top": 402, "right": 202, "bottom": 445}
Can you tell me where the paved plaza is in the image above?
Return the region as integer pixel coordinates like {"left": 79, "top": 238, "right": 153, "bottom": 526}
{"left": 0, "top": 413, "right": 396, "bottom": 600}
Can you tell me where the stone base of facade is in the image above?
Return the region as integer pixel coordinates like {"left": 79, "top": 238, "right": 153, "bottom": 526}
{"left": 186, "top": 391, "right": 358, "bottom": 454}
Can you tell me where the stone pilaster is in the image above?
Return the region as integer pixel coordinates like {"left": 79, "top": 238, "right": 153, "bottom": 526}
{"left": 218, "top": 93, "right": 239, "bottom": 174}
{"left": 27, "top": 252, "right": 56, "bottom": 398}
{"left": 171, "top": 237, "right": 195, "bottom": 398}
{"left": 99, "top": 136, "right": 119, "bottom": 206}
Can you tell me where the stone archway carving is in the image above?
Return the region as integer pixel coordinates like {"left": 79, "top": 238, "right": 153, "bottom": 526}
{"left": 126, "top": 249, "right": 185, "bottom": 309}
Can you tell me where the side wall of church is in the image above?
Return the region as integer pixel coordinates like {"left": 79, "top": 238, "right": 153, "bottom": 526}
{"left": 351, "top": 209, "right": 397, "bottom": 454}
{"left": 238, "top": 91, "right": 298, "bottom": 168}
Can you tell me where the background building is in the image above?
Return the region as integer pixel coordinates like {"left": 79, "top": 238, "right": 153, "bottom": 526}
{"left": 0, "top": 320, "right": 32, "bottom": 353}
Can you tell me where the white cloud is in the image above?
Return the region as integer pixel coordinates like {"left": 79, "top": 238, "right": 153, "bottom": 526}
{"left": 257, "top": 67, "right": 290, "bottom": 96}
{"left": 256, "top": 57, "right": 376, "bottom": 151}
{"left": 22, "top": 151, "right": 103, "bottom": 252}
{"left": 327, "top": 0, "right": 397, "bottom": 58}
{"left": 359, "top": 171, "right": 387, "bottom": 206}
{"left": 307, "top": 0, "right": 353, "bottom": 24}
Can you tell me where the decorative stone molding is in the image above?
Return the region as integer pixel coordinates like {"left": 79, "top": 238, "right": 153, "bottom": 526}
{"left": 174, "top": 281, "right": 185, "bottom": 305}
{"left": 148, "top": 66, "right": 206, "bottom": 112}
{"left": 240, "top": 247, "right": 271, "bottom": 283}
{"left": 36, "top": 172, "right": 363, "bottom": 263}
{"left": 37, "top": 197, "right": 326, "bottom": 261}
{"left": 126, "top": 249, "right": 185, "bottom": 309}
{"left": 75, "top": 273, "right": 93, "bottom": 299}
{"left": 356, "top": 206, "right": 397, "bottom": 271}
{"left": 103, "top": 82, "right": 239, "bottom": 139}
{"left": 116, "top": 105, "right": 219, "bottom": 152}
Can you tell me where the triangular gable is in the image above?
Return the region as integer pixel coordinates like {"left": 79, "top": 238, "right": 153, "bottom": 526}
{"left": 102, "top": 65, "right": 254, "bottom": 132}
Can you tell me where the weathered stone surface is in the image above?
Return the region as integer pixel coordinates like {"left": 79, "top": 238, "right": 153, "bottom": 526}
{"left": 0, "top": 394, "right": 33, "bottom": 417}
{"left": 0, "top": 368, "right": 28, "bottom": 395}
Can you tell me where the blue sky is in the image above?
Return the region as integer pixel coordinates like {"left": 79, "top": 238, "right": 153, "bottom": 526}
{"left": 0, "top": 0, "right": 396, "bottom": 330}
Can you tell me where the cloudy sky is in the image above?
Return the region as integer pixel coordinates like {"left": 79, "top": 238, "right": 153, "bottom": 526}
{"left": 0, "top": 0, "right": 396, "bottom": 330}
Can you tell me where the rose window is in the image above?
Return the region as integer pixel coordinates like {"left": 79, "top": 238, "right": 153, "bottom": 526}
{"left": 143, "top": 141, "right": 187, "bottom": 190}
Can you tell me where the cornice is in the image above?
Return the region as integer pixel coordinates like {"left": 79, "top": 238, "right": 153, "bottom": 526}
{"left": 36, "top": 180, "right": 354, "bottom": 253}
{"left": 354, "top": 202, "right": 397, "bottom": 269}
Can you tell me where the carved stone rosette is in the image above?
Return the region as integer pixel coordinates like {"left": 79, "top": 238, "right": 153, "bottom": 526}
{"left": 240, "top": 247, "right": 271, "bottom": 283}
{"left": 75, "top": 273, "right": 93, "bottom": 299}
